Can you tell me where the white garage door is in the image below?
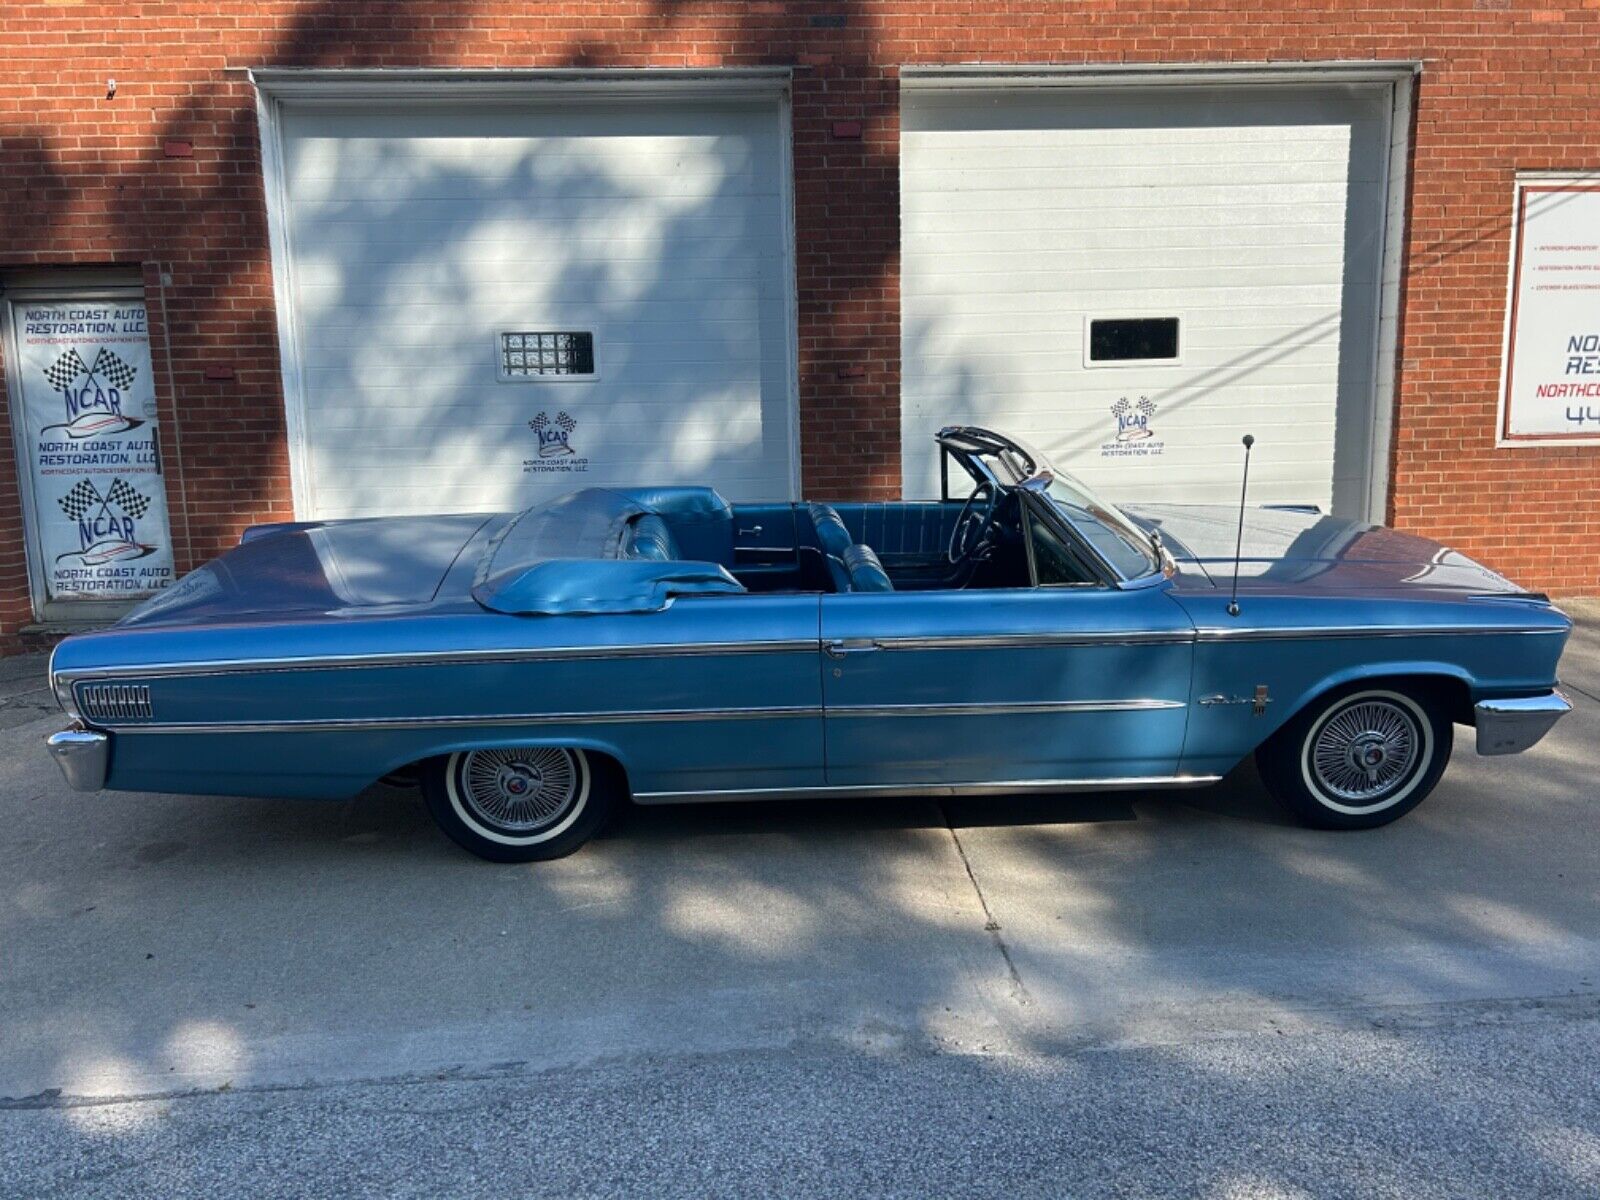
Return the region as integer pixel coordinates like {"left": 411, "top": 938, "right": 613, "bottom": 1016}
{"left": 901, "top": 83, "right": 1393, "bottom": 517}
{"left": 269, "top": 94, "right": 797, "bottom": 519}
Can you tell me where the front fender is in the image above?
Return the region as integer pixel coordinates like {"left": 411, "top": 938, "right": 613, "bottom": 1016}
{"left": 1179, "top": 638, "right": 1562, "bottom": 777}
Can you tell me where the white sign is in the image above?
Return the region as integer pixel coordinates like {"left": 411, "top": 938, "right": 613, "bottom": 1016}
{"left": 9, "top": 298, "right": 175, "bottom": 604}
{"left": 1498, "top": 178, "right": 1600, "bottom": 445}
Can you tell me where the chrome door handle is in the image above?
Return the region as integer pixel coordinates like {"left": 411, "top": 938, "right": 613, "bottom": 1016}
{"left": 824, "top": 639, "right": 882, "bottom": 659}
{"left": 736, "top": 524, "right": 764, "bottom": 539}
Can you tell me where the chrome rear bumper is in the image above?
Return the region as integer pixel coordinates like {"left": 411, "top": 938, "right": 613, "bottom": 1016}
{"left": 1474, "top": 690, "right": 1571, "bottom": 756}
{"left": 46, "top": 725, "right": 109, "bottom": 791}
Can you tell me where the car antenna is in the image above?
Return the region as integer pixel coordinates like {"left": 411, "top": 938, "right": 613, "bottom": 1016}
{"left": 1227, "top": 434, "right": 1255, "bottom": 618}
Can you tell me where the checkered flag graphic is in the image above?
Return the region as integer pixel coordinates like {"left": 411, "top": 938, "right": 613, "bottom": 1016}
{"left": 90, "top": 348, "right": 137, "bottom": 391}
{"left": 43, "top": 348, "right": 89, "bottom": 392}
{"left": 105, "top": 478, "right": 152, "bottom": 519}
{"left": 57, "top": 478, "right": 102, "bottom": 521}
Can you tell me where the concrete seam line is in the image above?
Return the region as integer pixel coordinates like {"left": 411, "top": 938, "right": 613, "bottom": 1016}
{"left": 1561, "top": 679, "right": 1600, "bottom": 706}
{"left": 939, "top": 801, "right": 1031, "bottom": 1008}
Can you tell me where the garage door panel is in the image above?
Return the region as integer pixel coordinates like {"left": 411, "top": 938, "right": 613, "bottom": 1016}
{"left": 901, "top": 83, "right": 1389, "bottom": 517}
{"left": 298, "top": 304, "right": 774, "bottom": 341}
{"left": 299, "top": 321, "right": 767, "bottom": 358}
{"left": 304, "top": 407, "right": 772, "bottom": 444}
{"left": 308, "top": 424, "right": 771, "bottom": 472}
{"left": 904, "top": 158, "right": 1363, "bottom": 192}
{"left": 903, "top": 85, "right": 1386, "bottom": 130}
{"left": 907, "top": 234, "right": 1349, "bottom": 262}
{"left": 908, "top": 229, "right": 1347, "bottom": 257}
{"left": 915, "top": 383, "right": 1348, "bottom": 422}
{"left": 904, "top": 182, "right": 1357, "bottom": 216}
{"left": 301, "top": 341, "right": 767, "bottom": 380}
{"left": 293, "top": 243, "right": 787, "bottom": 272}
{"left": 275, "top": 96, "right": 796, "bottom": 520}
{"left": 286, "top": 143, "right": 766, "bottom": 194}
{"left": 293, "top": 199, "right": 784, "bottom": 237}
{"left": 906, "top": 264, "right": 1350, "bottom": 298}
{"left": 907, "top": 284, "right": 1353, "bottom": 319}
{"left": 906, "top": 203, "right": 1351, "bottom": 237}
{"left": 910, "top": 356, "right": 1343, "bottom": 387}
{"left": 903, "top": 306, "right": 1353, "bottom": 340}
{"left": 293, "top": 270, "right": 777, "bottom": 311}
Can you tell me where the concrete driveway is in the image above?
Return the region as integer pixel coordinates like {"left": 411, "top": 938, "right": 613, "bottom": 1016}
{"left": 3, "top": 608, "right": 1600, "bottom": 1197}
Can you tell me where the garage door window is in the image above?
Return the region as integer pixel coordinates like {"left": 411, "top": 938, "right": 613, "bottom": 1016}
{"left": 498, "top": 331, "right": 597, "bottom": 380}
{"left": 1085, "top": 317, "right": 1181, "bottom": 367}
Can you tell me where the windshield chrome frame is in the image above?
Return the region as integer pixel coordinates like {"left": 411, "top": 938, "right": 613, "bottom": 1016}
{"left": 936, "top": 425, "right": 1169, "bottom": 588}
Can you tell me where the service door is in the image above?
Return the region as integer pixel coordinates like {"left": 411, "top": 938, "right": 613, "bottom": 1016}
{"left": 820, "top": 586, "right": 1195, "bottom": 788}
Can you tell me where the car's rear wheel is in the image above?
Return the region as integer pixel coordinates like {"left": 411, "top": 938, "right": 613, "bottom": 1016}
{"left": 1256, "top": 685, "right": 1452, "bottom": 830}
{"left": 420, "top": 746, "right": 617, "bottom": 862}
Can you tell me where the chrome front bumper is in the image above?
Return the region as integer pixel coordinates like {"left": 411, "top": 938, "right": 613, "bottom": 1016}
{"left": 46, "top": 725, "right": 109, "bottom": 791}
{"left": 1475, "top": 690, "right": 1571, "bottom": 756}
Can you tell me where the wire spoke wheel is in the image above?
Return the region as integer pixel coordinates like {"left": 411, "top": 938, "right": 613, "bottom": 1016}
{"left": 1308, "top": 698, "right": 1420, "bottom": 806}
{"left": 455, "top": 747, "right": 583, "bottom": 835}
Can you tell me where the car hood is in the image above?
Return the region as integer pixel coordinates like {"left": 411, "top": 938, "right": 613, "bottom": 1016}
{"left": 117, "top": 512, "right": 501, "bottom": 627}
{"left": 1121, "top": 504, "right": 1528, "bottom": 595}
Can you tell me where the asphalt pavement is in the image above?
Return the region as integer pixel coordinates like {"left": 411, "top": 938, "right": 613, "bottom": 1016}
{"left": 3, "top": 603, "right": 1599, "bottom": 1197}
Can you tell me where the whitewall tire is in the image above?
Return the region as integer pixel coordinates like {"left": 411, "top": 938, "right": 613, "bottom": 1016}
{"left": 1257, "top": 685, "right": 1453, "bottom": 830}
{"left": 421, "top": 746, "right": 619, "bottom": 862}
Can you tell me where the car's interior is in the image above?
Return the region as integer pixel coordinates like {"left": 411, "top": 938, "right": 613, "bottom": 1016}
{"left": 615, "top": 429, "right": 1112, "bottom": 595}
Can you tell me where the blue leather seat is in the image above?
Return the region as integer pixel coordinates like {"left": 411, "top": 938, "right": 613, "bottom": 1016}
{"left": 806, "top": 503, "right": 852, "bottom": 556}
{"left": 843, "top": 543, "right": 894, "bottom": 592}
{"left": 805, "top": 503, "right": 854, "bottom": 592}
{"left": 622, "top": 514, "right": 680, "bottom": 562}
{"left": 613, "top": 487, "right": 733, "bottom": 563}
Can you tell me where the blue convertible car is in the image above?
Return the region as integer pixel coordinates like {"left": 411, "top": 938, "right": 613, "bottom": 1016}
{"left": 47, "top": 427, "right": 1571, "bottom": 862}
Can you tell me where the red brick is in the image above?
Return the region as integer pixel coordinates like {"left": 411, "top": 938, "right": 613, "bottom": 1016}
{"left": 2, "top": 2, "right": 1599, "bottom": 651}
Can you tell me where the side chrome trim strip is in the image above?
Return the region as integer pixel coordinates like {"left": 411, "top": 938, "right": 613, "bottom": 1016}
{"left": 53, "top": 639, "right": 820, "bottom": 686}
{"left": 102, "top": 705, "right": 824, "bottom": 736}
{"left": 98, "top": 698, "right": 1182, "bottom": 734}
{"left": 828, "top": 699, "right": 1185, "bottom": 718}
{"left": 1193, "top": 624, "right": 1564, "bottom": 642}
{"left": 634, "top": 774, "right": 1224, "bottom": 805}
{"left": 871, "top": 631, "right": 1195, "bottom": 651}
{"left": 52, "top": 624, "right": 1564, "bottom": 695}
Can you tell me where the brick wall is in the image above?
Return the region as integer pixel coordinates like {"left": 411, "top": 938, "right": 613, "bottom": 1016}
{"left": 2, "top": 0, "right": 1599, "bottom": 651}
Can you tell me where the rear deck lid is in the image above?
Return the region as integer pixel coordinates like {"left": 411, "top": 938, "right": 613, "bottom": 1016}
{"left": 117, "top": 513, "right": 496, "bottom": 627}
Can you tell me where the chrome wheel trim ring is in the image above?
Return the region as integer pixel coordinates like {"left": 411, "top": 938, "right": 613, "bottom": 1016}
{"left": 445, "top": 747, "right": 590, "bottom": 846}
{"left": 1299, "top": 690, "right": 1432, "bottom": 816}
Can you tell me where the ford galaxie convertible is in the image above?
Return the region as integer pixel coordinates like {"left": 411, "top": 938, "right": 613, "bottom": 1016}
{"left": 47, "top": 427, "right": 1571, "bottom": 862}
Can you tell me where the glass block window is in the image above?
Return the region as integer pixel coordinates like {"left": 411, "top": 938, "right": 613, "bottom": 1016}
{"left": 499, "top": 331, "right": 596, "bottom": 378}
{"left": 1088, "top": 318, "right": 1181, "bottom": 364}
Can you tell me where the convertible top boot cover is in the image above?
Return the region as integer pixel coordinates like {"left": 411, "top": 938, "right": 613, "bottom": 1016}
{"left": 472, "top": 488, "right": 744, "bottom": 616}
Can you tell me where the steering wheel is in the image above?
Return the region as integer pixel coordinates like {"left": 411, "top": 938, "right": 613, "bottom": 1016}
{"left": 948, "top": 481, "right": 999, "bottom": 565}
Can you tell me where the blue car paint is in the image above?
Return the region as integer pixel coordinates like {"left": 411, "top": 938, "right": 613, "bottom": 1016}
{"left": 820, "top": 585, "right": 1195, "bottom": 784}
{"left": 63, "top": 592, "right": 826, "bottom": 799}
{"left": 48, "top": 485, "right": 1571, "bottom": 805}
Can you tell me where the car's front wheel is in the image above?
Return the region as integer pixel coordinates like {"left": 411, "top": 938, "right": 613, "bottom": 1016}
{"left": 1256, "top": 685, "right": 1453, "bottom": 830}
{"left": 420, "top": 746, "right": 618, "bottom": 862}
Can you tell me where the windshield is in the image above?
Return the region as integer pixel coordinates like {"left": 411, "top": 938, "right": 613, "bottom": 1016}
{"left": 1041, "top": 473, "right": 1160, "bottom": 580}
{"left": 936, "top": 426, "right": 1161, "bottom": 582}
